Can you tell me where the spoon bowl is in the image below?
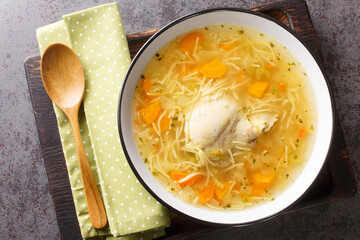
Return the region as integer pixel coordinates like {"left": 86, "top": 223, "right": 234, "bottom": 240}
{"left": 41, "top": 43, "right": 107, "bottom": 229}
{"left": 41, "top": 44, "right": 85, "bottom": 108}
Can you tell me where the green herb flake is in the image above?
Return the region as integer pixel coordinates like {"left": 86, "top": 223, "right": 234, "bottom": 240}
{"left": 155, "top": 53, "right": 160, "bottom": 57}
{"left": 238, "top": 30, "right": 244, "bottom": 34}
{"left": 286, "top": 174, "right": 289, "bottom": 179}
{"left": 144, "top": 158, "right": 149, "bottom": 163}
{"left": 260, "top": 33, "right": 264, "bottom": 36}
{"left": 253, "top": 159, "right": 256, "bottom": 163}
{"left": 205, "top": 27, "right": 209, "bottom": 30}
{"left": 294, "top": 155, "right": 298, "bottom": 160}
{"left": 310, "top": 124, "right": 314, "bottom": 130}
{"left": 270, "top": 42, "right": 275, "bottom": 47}
{"left": 221, "top": 24, "right": 224, "bottom": 28}
{"left": 140, "top": 74, "right": 145, "bottom": 79}
{"left": 288, "top": 62, "right": 295, "bottom": 65}
{"left": 171, "top": 117, "right": 178, "bottom": 121}
{"left": 170, "top": 123, "right": 175, "bottom": 127}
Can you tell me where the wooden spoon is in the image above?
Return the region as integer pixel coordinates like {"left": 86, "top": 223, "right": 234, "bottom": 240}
{"left": 41, "top": 43, "right": 107, "bottom": 229}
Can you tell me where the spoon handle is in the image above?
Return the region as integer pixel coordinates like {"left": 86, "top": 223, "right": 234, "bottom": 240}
{"left": 68, "top": 108, "right": 107, "bottom": 229}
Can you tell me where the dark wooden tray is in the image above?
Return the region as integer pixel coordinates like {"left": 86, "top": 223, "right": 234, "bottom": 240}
{"left": 24, "top": 0, "right": 356, "bottom": 239}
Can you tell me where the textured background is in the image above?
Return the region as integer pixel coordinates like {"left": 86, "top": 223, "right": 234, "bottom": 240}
{"left": 0, "top": 0, "right": 359, "bottom": 239}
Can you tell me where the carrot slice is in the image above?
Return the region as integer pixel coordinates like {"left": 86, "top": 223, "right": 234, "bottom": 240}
{"left": 152, "top": 112, "right": 171, "bottom": 133}
{"left": 139, "top": 101, "right": 161, "bottom": 125}
{"left": 266, "top": 63, "right": 275, "bottom": 70}
{"left": 142, "top": 78, "right": 157, "bottom": 100}
{"left": 159, "top": 114, "right": 170, "bottom": 133}
{"left": 171, "top": 171, "right": 187, "bottom": 180}
{"left": 251, "top": 171, "right": 275, "bottom": 188}
{"left": 219, "top": 42, "right": 237, "bottom": 51}
{"left": 298, "top": 128, "right": 307, "bottom": 139}
{"left": 199, "top": 58, "right": 227, "bottom": 79}
{"left": 279, "top": 82, "right": 287, "bottom": 90}
{"left": 143, "top": 78, "right": 152, "bottom": 95}
{"left": 237, "top": 69, "right": 245, "bottom": 82}
{"left": 180, "top": 32, "right": 204, "bottom": 54}
{"left": 251, "top": 186, "right": 265, "bottom": 197}
{"left": 171, "top": 171, "right": 197, "bottom": 186}
{"left": 215, "top": 182, "right": 232, "bottom": 200}
{"left": 248, "top": 82, "right": 268, "bottom": 98}
{"left": 198, "top": 182, "right": 215, "bottom": 204}
{"left": 233, "top": 182, "right": 241, "bottom": 191}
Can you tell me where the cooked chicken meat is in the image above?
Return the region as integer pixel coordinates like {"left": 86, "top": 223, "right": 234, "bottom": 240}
{"left": 188, "top": 96, "right": 277, "bottom": 160}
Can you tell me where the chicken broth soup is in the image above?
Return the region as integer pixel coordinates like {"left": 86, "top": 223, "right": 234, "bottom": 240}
{"left": 131, "top": 24, "right": 316, "bottom": 210}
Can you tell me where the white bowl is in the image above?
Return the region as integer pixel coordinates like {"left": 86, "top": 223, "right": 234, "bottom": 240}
{"left": 118, "top": 9, "right": 334, "bottom": 226}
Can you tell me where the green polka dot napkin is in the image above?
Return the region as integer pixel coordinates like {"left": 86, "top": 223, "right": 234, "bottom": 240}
{"left": 36, "top": 3, "right": 170, "bottom": 239}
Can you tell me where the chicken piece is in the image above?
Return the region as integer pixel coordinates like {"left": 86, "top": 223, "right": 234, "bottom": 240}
{"left": 235, "top": 113, "right": 277, "bottom": 143}
{"left": 187, "top": 96, "right": 277, "bottom": 161}
{"left": 188, "top": 96, "right": 239, "bottom": 147}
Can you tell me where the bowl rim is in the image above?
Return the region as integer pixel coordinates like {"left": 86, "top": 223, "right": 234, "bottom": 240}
{"left": 118, "top": 7, "right": 335, "bottom": 227}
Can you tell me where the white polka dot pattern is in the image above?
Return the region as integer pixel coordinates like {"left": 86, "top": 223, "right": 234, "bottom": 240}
{"left": 36, "top": 2, "right": 169, "bottom": 239}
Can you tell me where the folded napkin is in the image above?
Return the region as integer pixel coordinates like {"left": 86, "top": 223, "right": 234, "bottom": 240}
{"left": 36, "top": 3, "right": 170, "bottom": 239}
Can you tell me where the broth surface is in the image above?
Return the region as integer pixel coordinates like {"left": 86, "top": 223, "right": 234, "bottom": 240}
{"left": 131, "top": 25, "right": 316, "bottom": 210}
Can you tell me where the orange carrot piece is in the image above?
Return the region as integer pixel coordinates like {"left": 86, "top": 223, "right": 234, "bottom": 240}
{"left": 233, "top": 182, "right": 241, "bottom": 191}
{"left": 152, "top": 112, "right": 171, "bottom": 133}
{"left": 133, "top": 119, "right": 139, "bottom": 125}
{"left": 219, "top": 42, "right": 237, "bottom": 51}
{"left": 142, "top": 78, "right": 157, "bottom": 100}
{"left": 251, "top": 186, "right": 265, "bottom": 197}
{"left": 215, "top": 182, "right": 232, "bottom": 200}
{"left": 143, "top": 78, "right": 152, "bottom": 95}
{"left": 213, "top": 194, "right": 223, "bottom": 203}
{"left": 266, "top": 63, "right": 275, "bottom": 70}
{"left": 237, "top": 69, "right": 245, "bottom": 82}
{"left": 279, "top": 82, "right": 287, "bottom": 90}
{"left": 139, "top": 101, "right": 161, "bottom": 125}
{"left": 298, "top": 128, "right": 307, "bottom": 139}
{"left": 198, "top": 182, "right": 215, "bottom": 204}
{"left": 199, "top": 58, "right": 227, "bottom": 79}
{"left": 180, "top": 32, "right": 204, "bottom": 54}
{"left": 159, "top": 115, "right": 171, "bottom": 133}
{"left": 252, "top": 171, "right": 275, "bottom": 188}
{"left": 248, "top": 82, "right": 268, "bottom": 98}
{"left": 171, "top": 171, "right": 186, "bottom": 179}
{"left": 171, "top": 171, "right": 197, "bottom": 186}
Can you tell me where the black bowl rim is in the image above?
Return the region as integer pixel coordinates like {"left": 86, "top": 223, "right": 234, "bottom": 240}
{"left": 118, "top": 7, "right": 336, "bottom": 227}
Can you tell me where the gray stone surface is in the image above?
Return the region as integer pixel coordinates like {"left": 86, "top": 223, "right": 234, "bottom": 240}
{"left": 0, "top": 0, "right": 359, "bottom": 239}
